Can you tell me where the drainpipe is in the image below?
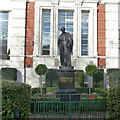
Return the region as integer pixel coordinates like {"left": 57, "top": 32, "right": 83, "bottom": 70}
{"left": 24, "top": 1, "right": 27, "bottom": 84}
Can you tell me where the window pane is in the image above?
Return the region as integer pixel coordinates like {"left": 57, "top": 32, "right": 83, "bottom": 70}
{"left": 81, "top": 45, "right": 88, "bottom": 51}
{"left": 81, "top": 10, "right": 89, "bottom": 56}
{"left": 82, "top": 40, "right": 88, "bottom": 44}
{"left": 42, "top": 10, "right": 51, "bottom": 55}
{"left": 58, "top": 10, "right": 74, "bottom": 55}
{"left": 81, "top": 34, "right": 88, "bottom": 39}
{"left": 0, "top": 12, "right": 8, "bottom": 20}
{"left": 81, "top": 29, "right": 88, "bottom": 34}
{"left": 58, "top": 10, "right": 74, "bottom": 35}
{"left": 81, "top": 51, "right": 88, "bottom": 55}
{"left": 0, "top": 12, "right": 8, "bottom": 59}
{"left": 2, "top": 21, "right": 8, "bottom": 40}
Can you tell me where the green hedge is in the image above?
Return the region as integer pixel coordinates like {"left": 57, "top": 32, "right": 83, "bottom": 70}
{"left": 46, "top": 87, "right": 58, "bottom": 94}
{"left": 31, "top": 87, "right": 46, "bottom": 95}
{"left": 2, "top": 80, "right": 31, "bottom": 119}
{"left": 2, "top": 68, "right": 17, "bottom": 81}
{"left": 107, "top": 86, "right": 120, "bottom": 119}
{"left": 76, "top": 87, "right": 108, "bottom": 95}
{"left": 45, "top": 69, "right": 58, "bottom": 87}
{"left": 95, "top": 88, "right": 108, "bottom": 96}
{"left": 75, "top": 87, "right": 96, "bottom": 94}
{"left": 107, "top": 69, "right": 120, "bottom": 87}
{"left": 93, "top": 69, "right": 104, "bottom": 88}
{"left": 75, "top": 70, "right": 84, "bottom": 87}
{"left": 31, "top": 87, "right": 59, "bottom": 95}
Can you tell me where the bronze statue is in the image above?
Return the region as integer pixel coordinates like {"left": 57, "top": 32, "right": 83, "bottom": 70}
{"left": 58, "top": 27, "right": 73, "bottom": 66}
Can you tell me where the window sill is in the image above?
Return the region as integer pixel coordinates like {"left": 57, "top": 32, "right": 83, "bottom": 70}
{"left": 1, "top": 60, "right": 10, "bottom": 61}
{"left": 1, "top": 60, "right": 11, "bottom": 66}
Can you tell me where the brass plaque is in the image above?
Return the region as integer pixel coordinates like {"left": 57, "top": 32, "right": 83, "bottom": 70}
{"left": 60, "top": 77, "right": 73, "bottom": 83}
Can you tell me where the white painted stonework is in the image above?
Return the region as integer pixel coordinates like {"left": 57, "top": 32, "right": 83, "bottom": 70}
{"left": 105, "top": 0, "right": 120, "bottom": 69}
{"left": 0, "top": 0, "right": 26, "bottom": 84}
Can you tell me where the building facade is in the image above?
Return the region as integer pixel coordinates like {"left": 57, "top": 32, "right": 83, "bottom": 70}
{"left": 0, "top": 0, "right": 120, "bottom": 87}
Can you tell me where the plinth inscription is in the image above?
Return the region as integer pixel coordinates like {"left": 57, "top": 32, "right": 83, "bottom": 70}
{"left": 57, "top": 67, "right": 75, "bottom": 90}
{"left": 60, "top": 77, "right": 73, "bottom": 83}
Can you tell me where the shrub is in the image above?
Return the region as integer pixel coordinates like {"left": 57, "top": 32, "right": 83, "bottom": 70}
{"left": 107, "top": 86, "right": 120, "bottom": 119}
{"left": 75, "top": 87, "right": 95, "bottom": 94}
{"left": 46, "top": 87, "right": 58, "bottom": 94}
{"left": 85, "top": 65, "right": 97, "bottom": 76}
{"left": 2, "top": 68, "right": 17, "bottom": 81}
{"left": 45, "top": 69, "right": 58, "bottom": 87}
{"left": 35, "top": 64, "right": 48, "bottom": 94}
{"left": 95, "top": 88, "right": 108, "bottom": 96}
{"left": 2, "top": 80, "right": 31, "bottom": 119}
{"left": 85, "top": 65, "right": 97, "bottom": 94}
{"left": 93, "top": 69, "right": 104, "bottom": 88}
{"left": 75, "top": 70, "right": 84, "bottom": 87}
{"left": 107, "top": 69, "right": 120, "bottom": 87}
{"left": 35, "top": 64, "right": 48, "bottom": 76}
{"left": 31, "top": 87, "right": 46, "bottom": 95}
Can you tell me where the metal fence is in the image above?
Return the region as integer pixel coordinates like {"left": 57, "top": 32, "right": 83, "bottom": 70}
{"left": 33, "top": 94, "right": 107, "bottom": 119}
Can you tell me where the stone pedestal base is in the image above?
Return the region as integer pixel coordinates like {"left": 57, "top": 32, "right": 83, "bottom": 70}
{"left": 56, "top": 66, "right": 77, "bottom": 95}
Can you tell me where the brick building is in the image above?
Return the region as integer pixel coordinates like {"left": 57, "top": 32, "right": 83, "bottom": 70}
{"left": 0, "top": 0, "right": 120, "bottom": 87}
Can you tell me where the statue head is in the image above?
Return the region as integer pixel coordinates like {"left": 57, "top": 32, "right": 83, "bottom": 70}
{"left": 60, "top": 27, "right": 65, "bottom": 33}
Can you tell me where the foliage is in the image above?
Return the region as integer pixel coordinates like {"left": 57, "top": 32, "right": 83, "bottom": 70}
{"left": 35, "top": 64, "right": 48, "bottom": 76}
{"left": 95, "top": 88, "right": 108, "bottom": 96}
{"left": 32, "top": 94, "right": 106, "bottom": 112}
{"left": 93, "top": 69, "right": 104, "bottom": 88}
{"left": 46, "top": 87, "right": 58, "bottom": 94}
{"left": 85, "top": 65, "right": 97, "bottom": 94}
{"left": 2, "top": 68, "right": 17, "bottom": 81}
{"left": 107, "top": 86, "right": 120, "bottom": 119}
{"left": 31, "top": 87, "right": 46, "bottom": 95}
{"left": 107, "top": 69, "right": 120, "bottom": 87}
{"left": 2, "top": 80, "right": 31, "bottom": 119}
{"left": 31, "top": 96, "right": 60, "bottom": 101}
{"left": 85, "top": 65, "right": 97, "bottom": 76}
{"left": 46, "top": 69, "right": 58, "bottom": 87}
{"left": 35, "top": 64, "right": 48, "bottom": 94}
{"left": 75, "top": 70, "right": 84, "bottom": 87}
{"left": 75, "top": 87, "right": 96, "bottom": 94}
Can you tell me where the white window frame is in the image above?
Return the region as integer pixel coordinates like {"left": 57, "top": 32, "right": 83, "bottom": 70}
{"left": 78, "top": 8, "right": 93, "bottom": 57}
{"left": 39, "top": 7, "right": 53, "bottom": 56}
{"left": 34, "top": 4, "right": 97, "bottom": 59}
{"left": 55, "top": 7, "right": 77, "bottom": 57}
{"left": 0, "top": 11, "right": 10, "bottom": 60}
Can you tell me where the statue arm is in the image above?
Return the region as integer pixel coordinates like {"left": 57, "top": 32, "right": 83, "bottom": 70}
{"left": 58, "top": 37, "right": 60, "bottom": 48}
{"left": 67, "top": 35, "right": 73, "bottom": 47}
{"left": 67, "top": 35, "right": 73, "bottom": 52}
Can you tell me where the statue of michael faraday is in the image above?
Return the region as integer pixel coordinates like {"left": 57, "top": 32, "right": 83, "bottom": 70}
{"left": 58, "top": 27, "right": 73, "bottom": 67}
{"left": 57, "top": 27, "right": 77, "bottom": 99}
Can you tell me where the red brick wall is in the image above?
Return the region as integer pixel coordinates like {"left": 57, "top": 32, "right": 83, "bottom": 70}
{"left": 98, "top": 58, "right": 106, "bottom": 69}
{"left": 25, "top": 2, "right": 35, "bottom": 68}
{"left": 25, "top": 57, "right": 33, "bottom": 68}
{"left": 97, "top": 4, "right": 106, "bottom": 68}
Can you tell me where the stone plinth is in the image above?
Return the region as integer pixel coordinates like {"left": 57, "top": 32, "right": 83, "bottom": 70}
{"left": 56, "top": 66, "right": 77, "bottom": 94}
